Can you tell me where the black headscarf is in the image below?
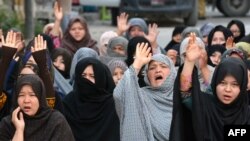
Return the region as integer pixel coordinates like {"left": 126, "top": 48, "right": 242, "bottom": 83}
{"left": 125, "top": 36, "right": 152, "bottom": 87}
{"left": 164, "top": 26, "right": 186, "bottom": 52}
{"left": 0, "top": 74, "right": 74, "bottom": 141}
{"left": 51, "top": 48, "right": 73, "bottom": 79}
{"left": 63, "top": 57, "right": 120, "bottom": 141}
{"left": 170, "top": 58, "right": 250, "bottom": 141}
{"left": 207, "top": 25, "right": 233, "bottom": 47}
{"left": 227, "top": 19, "right": 245, "bottom": 43}
{"left": 207, "top": 44, "right": 226, "bottom": 67}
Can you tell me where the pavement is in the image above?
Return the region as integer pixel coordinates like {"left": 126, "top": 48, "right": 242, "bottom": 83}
{"left": 82, "top": 5, "right": 250, "bottom": 47}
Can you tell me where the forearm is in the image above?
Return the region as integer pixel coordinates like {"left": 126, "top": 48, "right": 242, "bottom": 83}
{"left": 32, "top": 50, "right": 55, "bottom": 107}
{"left": 200, "top": 66, "right": 210, "bottom": 85}
{"left": 132, "top": 60, "right": 144, "bottom": 75}
{"left": 180, "top": 61, "right": 194, "bottom": 92}
{"left": 12, "top": 129, "right": 24, "bottom": 141}
{"left": 50, "top": 20, "right": 61, "bottom": 36}
{"left": 0, "top": 47, "right": 17, "bottom": 95}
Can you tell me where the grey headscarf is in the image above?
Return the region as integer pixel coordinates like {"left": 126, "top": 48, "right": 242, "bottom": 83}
{"left": 100, "top": 36, "right": 128, "bottom": 65}
{"left": 69, "top": 48, "right": 99, "bottom": 84}
{"left": 181, "top": 27, "right": 202, "bottom": 40}
{"left": 179, "top": 37, "right": 214, "bottom": 92}
{"left": 125, "top": 18, "right": 148, "bottom": 39}
{"left": 114, "top": 54, "right": 177, "bottom": 141}
{"left": 99, "top": 31, "right": 118, "bottom": 57}
{"left": 107, "top": 59, "right": 128, "bottom": 75}
{"left": 107, "top": 36, "right": 128, "bottom": 57}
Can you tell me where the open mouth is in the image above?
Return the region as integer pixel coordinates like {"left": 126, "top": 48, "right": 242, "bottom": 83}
{"left": 23, "top": 106, "right": 31, "bottom": 112}
{"left": 223, "top": 95, "right": 232, "bottom": 101}
{"left": 155, "top": 75, "right": 163, "bottom": 81}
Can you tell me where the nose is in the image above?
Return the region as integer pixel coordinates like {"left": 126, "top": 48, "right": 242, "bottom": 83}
{"left": 24, "top": 95, "right": 31, "bottom": 103}
{"left": 225, "top": 84, "right": 232, "bottom": 92}
{"left": 156, "top": 66, "right": 161, "bottom": 73}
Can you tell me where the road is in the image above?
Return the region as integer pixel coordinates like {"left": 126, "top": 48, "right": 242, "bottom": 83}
{"left": 86, "top": 5, "right": 250, "bottom": 48}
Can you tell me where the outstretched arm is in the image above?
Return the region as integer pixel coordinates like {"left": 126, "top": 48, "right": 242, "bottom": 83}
{"left": 116, "top": 12, "right": 130, "bottom": 36}
{"left": 181, "top": 33, "right": 202, "bottom": 92}
{"left": 132, "top": 42, "right": 152, "bottom": 75}
{"left": 50, "top": 1, "right": 63, "bottom": 37}
{"left": 0, "top": 31, "right": 18, "bottom": 109}
{"left": 31, "top": 35, "right": 56, "bottom": 108}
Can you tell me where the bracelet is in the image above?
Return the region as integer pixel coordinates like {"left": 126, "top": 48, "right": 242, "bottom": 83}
{"left": 0, "top": 92, "right": 7, "bottom": 110}
{"left": 46, "top": 97, "right": 56, "bottom": 109}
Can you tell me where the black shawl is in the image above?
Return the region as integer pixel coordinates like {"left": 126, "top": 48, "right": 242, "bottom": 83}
{"left": 63, "top": 58, "right": 120, "bottom": 141}
{"left": 0, "top": 74, "right": 74, "bottom": 141}
{"left": 170, "top": 57, "right": 250, "bottom": 141}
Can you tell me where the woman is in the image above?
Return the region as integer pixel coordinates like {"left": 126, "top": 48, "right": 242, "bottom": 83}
{"left": 63, "top": 57, "right": 120, "bottom": 141}
{"left": 227, "top": 19, "right": 245, "bottom": 43}
{"left": 170, "top": 33, "right": 250, "bottom": 141}
{"left": 207, "top": 44, "right": 226, "bottom": 67}
{"left": 51, "top": 48, "right": 72, "bottom": 79}
{"left": 69, "top": 48, "right": 99, "bottom": 85}
{"left": 99, "top": 30, "right": 118, "bottom": 57}
{"left": 107, "top": 59, "right": 128, "bottom": 85}
{"left": 0, "top": 75, "right": 74, "bottom": 141}
{"left": 207, "top": 25, "right": 233, "bottom": 47}
{"left": 114, "top": 43, "right": 177, "bottom": 141}
{"left": 52, "top": 2, "right": 98, "bottom": 54}
{"left": 164, "top": 26, "right": 186, "bottom": 52}
{"left": 100, "top": 36, "right": 128, "bottom": 65}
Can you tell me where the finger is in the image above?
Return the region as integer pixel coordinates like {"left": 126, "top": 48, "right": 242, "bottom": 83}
{"left": 12, "top": 107, "right": 20, "bottom": 120}
{"left": 1, "top": 35, "right": 5, "bottom": 45}
{"left": 34, "top": 37, "right": 38, "bottom": 51}
{"left": 145, "top": 45, "right": 151, "bottom": 55}
{"left": 191, "top": 32, "right": 195, "bottom": 44}
{"left": 6, "top": 31, "right": 10, "bottom": 43}
{"left": 31, "top": 46, "right": 34, "bottom": 52}
{"left": 9, "top": 30, "right": 14, "bottom": 44}
{"left": 19, "top": 112, "right": 23, "bottom": 121}
{"left": 12, "top": 32, "right": 17, "bottom": 45}
{"left": 140, "top": 42, "right": 146, "bottom": 52}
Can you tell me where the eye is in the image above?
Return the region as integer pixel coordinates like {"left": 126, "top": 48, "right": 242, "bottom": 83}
{"left": 220, "top": 81, "right": 226, "bottom": 85}
{"left": 149, "top": 67, "right": 155, "bottom": 70}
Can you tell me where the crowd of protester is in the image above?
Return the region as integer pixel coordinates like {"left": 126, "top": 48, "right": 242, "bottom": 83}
{"left": 0, "top": 1, "right": 250, "bottom": 141}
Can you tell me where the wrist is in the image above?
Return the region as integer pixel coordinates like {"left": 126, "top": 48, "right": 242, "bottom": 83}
{"left": 132, "top": 60, "right": 143, "bottom": 71}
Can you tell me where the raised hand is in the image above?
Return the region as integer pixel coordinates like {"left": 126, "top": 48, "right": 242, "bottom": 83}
{"left": 12, "top": 107, "right": 25, "bottom": 132}
{"left": 133, "top": 42, "right": 152, "bottom": 71}
{"left": 185, "top": 32, "right": 202, "bottom": 62}
{"left": 31, "top": 35, "right": 47, "bottom": 53}
{"left": 1, "top": 30, "right": 17, "bottom": 48}
{"left": 54, "top": 1, "right": 63, "bottom": 21}
{"left": 144, "top": 23, "right": 159, "bottom": 48}
{"left": 225, "top": 36, "right": 235, "bottom": 49}
{"left": 117, "top": 12, "right": 130, "bottom": 35}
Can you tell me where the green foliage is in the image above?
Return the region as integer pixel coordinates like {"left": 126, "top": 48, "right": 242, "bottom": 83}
{"left": 0, "top": 6, "right": 24, "bottom": 34}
